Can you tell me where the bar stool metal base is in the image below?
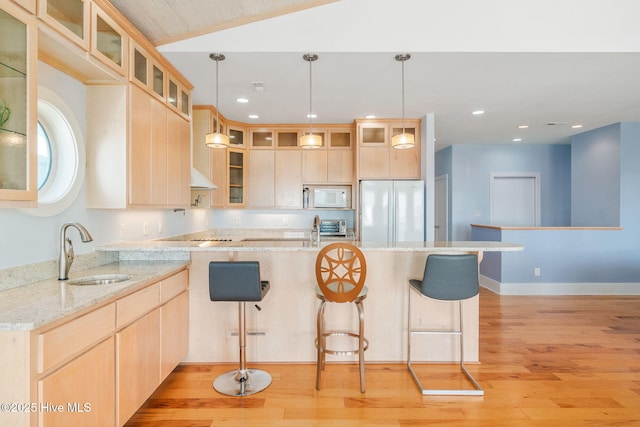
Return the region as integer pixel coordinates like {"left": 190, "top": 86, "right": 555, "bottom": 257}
{"left": 213, "top": 368, "right": 272, "bottom": 397}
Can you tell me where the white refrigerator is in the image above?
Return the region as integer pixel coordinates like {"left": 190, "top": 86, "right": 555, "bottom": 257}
{"left": 359, "top": 180, "right": 425, "bottom": 242}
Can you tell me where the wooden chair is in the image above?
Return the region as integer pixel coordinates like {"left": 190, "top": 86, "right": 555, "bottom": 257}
{"left": 314, "top": 242, "right": 369, "bottom": 392}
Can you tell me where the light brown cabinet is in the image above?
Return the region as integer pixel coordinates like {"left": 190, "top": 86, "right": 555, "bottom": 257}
{"left": 228, "top": 148, "right": 247, "bottom": 206}
{"left": 302, "top": 127, "right": 354, "bottom": 184}
{"left": 38, "top": 0, "right": 90, "bottom": 50}
{"left": 275, "top": 150, "right": 302, "bottom": 208}
{"left": 248, "top": 150, "right": 275, "bottom": 208}
{"left": 356, "top": 119, "right": 421, "bottom": 179}
{"left": 0, "top": 2, "right": 37, "bottom": 207}
{"left": 90, "top": 2, "right": 127, "bottom": 75}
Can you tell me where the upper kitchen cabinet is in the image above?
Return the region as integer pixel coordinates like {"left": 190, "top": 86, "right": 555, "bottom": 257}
{"left": 356, "top": 119, "right": 421, "bottom": 179}
{"left": 227, "top": 123, "right": 245, "bottom": 147}
{"left": 38, "top": 0, "right": 90, "bottom": 50}
{"left": 10, "top": 0, "right": 35, "bottom": 14}
{"left": 250, "top": 129, "right": 274, "bottom": 149}
{"left": 0, "top": 2, "right": 37, "bottom": 207}
{"left": 90, "top": 2, "right": 127, "bottom": 75}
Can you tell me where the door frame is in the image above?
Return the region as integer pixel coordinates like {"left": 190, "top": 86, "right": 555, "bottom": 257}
{"left": 434, "top": 174, "right": 448, "bottom": 241}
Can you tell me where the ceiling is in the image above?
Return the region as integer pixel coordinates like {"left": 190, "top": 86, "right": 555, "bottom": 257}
{"left": 109, "top": 0, "right": 640, "bottom": 151}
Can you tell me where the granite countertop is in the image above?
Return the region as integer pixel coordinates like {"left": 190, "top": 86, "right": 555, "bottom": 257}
{"left": 98, "top": 229, "right": 524, "bottom": 253}
{"left": 0, "top": 260, "right": 190, "bottom": 331}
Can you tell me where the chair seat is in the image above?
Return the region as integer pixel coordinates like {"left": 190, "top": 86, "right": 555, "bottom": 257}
{"left": 315, "top": 284, "right": 368, "bottom": 302}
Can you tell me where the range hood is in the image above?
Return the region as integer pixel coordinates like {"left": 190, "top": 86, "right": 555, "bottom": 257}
{"left": 190, "top": 168, "right": 217, "bottom": 190}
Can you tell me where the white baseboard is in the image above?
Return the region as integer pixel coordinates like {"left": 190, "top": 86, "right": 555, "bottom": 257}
{"left": 479, "top": 275, "right": 640, "bottom": 295}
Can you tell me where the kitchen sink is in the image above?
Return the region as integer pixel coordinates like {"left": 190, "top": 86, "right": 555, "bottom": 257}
{"left": 66, "top": 274, "right": 131, "bottom": 286}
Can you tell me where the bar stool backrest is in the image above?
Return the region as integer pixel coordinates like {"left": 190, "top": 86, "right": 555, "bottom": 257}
{"left": 420, "top": 254, "right": 479, "bottom": 301}
{"left": 209, "top": 261, "right": 267, "bottom": 302}
{"left": 315, "top": 243, "right": 367, "bottom": 303}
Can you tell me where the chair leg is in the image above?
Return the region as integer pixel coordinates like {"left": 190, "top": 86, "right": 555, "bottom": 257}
{"left": 213, "top": 302, "right": 272, "bottom": 396}
{"left": 316, "top": 300, "right": 326, "bottom": 390}
{"left": 356, "top": 300, "right": 366, "bottom": 393}
{"left": 407, "top": 289, "right": 483, "bottom": 396}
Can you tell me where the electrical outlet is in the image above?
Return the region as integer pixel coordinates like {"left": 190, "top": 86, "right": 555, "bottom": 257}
{"left": 120, "top": 224, "right": 126, "bottom": 239}
{"left": 282, "top": 217, "right": 289, "bottom": 226}
{"left": 534, "top": 267, "right": 541, "bottom": 277}
{"left": 158, "top": 221, "right": 163, "bottom": 234}
{"left": 235, "top": 216, "right": 241, "bottom": 226}
{"left": 143, "top": 222, "right": 149, "bottom": 236}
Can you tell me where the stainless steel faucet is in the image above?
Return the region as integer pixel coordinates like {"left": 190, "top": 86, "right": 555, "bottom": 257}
{"left": 312, "top": 215, "right": 321, "bottom": 245}
{"left": 58, "top": 222, "right": 93, "bottom": 280}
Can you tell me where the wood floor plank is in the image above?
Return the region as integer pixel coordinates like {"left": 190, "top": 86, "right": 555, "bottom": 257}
{"left": 125, "top": 288, "right": 640, "bottom": 426}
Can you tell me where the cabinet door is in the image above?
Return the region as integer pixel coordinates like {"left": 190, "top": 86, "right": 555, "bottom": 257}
{"left": 128, "top": 85, "right": 152, "bottom": 205}
{"left": 209, "top": 146, "right": 227, "bottom": 208}
{"left": 327, "top": 150, "right": 353, "bottom": 183}
{"left": 38, "top": 337, "right": 115, "bottom": 427}
{"left": 116, "top": 309, "right": 160, "bottom": 426}
{"left": 0, "top": 4, "right": 37, "bottom": 206}
{"left": 358, "top": 147, "right": 389, "bottom": 178}
{"left": 227, "top": 148, "right": 246, "bottom": 206}
{"left": 248, "top": 150, "right": 275, "bottom": 207}
{"left": 167, "top": 110, "right": 190, "bottom": 206}
{"left": 275, "top": 150, "right": 302, "bottom": 208}
{"left": 38, "top": 0, "right": 90, "bottom": 50}
{"left": 91, "top": 2, "right": 126, "bottom": 75}
{"left": 302, "top": 150, "right": 327, "bottom": 183}
{"left": 150, "top": 97, "right": 168, "bottom": 204}
{"left": 160, "top": 291, "right": 189, "bottom": 380}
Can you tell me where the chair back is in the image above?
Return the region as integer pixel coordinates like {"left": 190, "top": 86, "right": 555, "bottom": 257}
{"left": 315, "top": 243, "right": 367, "bottom": 303}
{"left": 419, "top": 254, "right": 479, "bottom": 301}
{"left": 209, "top": 261, "right": 269, "bottom": 302}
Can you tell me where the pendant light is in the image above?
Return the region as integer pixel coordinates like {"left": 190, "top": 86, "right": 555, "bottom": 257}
{"left": 205, "top": 53, "right": 229, "bottom": 149}
{"left": 299, "top": 53, "right": 322, "bottom": 149}
{"left": 391, "top": 53, "right": 415, "bottom": 149}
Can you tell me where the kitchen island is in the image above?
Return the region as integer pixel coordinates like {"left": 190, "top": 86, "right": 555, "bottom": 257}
{"left": 100, "top": 235, "right": 522, "bottom": 364}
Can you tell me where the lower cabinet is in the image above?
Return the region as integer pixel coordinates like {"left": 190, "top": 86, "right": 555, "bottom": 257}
{"left": 38, "top": 337, "right": 115, "bottom": 427}
{"left": 25, "top": 268, "right": 189, "bottom": 427}
{"left": 116, "top": 309, "right": 161, "bottom": 425}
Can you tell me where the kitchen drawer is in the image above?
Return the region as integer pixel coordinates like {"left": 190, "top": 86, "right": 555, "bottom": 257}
{"left": 116, "top": 283, "right": 160, "bottom": 328}
{"left": 160, "top": 269, "right": 188, "bottom": 304}
{"left": 38, "top": 303, "right": 116, "bottom": 373}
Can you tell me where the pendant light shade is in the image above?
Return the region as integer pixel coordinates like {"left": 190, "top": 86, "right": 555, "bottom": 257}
{"left": 391, "top": 53, "right": 415, "bottom": 150}
{"left": 205, "top": 53, "right": 229, "bottom": 149}
{"left": 299, "top": 53, "right": 322, "bottom": 149}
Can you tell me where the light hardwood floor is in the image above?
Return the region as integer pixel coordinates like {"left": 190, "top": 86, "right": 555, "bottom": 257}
{"left": 126, "top": 288, "right": 640, "bottom": 426}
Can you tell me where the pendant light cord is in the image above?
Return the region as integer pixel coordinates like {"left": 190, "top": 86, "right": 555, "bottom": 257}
{"left": 308, "top": 57, "right": 313, "bottom": 134}
{"left": 215, "top": 58, "right": 220, "bottom": 132}
{"left": 401, "top": 58, "right": 406, "bottom": 134}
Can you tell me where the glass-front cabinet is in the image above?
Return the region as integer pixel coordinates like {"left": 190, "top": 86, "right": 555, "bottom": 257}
{"left": 0, "top": 4, "right": 36, "bottom": 205}
{"left": 39, "top": 0, "right": 90, "bottom": 50}
{"left": 227, "top": 148, "right": 246, "bottom": 206}
{"left": 91, "top": 3, "right": 127, "bottom": 75}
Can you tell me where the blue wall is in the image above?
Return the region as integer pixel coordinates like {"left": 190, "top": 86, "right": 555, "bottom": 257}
{"left": 437, "top": 144, "right": 572, "bottom": 240}
{"left": 571, "top": 124, "right": 621, "bottom": 226}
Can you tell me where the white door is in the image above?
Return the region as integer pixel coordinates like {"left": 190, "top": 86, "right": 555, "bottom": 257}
{"left": 435, "top": 175, "right": 448, "bottom": 241}
{"left": 490, "top": 174, "right": 539, "bottom": 226}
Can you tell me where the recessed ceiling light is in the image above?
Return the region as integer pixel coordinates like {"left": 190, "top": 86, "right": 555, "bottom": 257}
{"left": 512, "top": 138, "right": 522, "bottom": 142}
{"left": 571, "top": 124, "right": 583, "bottom": 129}
{"left": 236, "top": 98, "right": 249, "bottom": 103}
{"left": 365, "top": 115, "right": 376, "bottom": 119}
{"left": 547, "top": 122, "right": 568, "bottom": 126}
{"left": 248, "top": 114, "right": 259, "bottom": 119}
{"left": 472, "top": 110, "right": 484, "bottom": 115}
{"left": 518, "top": 125, "right": 529, "bottom": 129}
{"left": 307, "top": 113, "right": 317, "bottom": 119}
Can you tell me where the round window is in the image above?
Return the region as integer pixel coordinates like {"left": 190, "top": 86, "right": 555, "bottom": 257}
{"left": 21, "top": 86, "right": 85, "bottom": 217}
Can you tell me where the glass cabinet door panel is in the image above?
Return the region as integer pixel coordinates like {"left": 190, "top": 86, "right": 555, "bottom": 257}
{"left": 46, "top": 0, "right": 84, "bottom": 39}
{"left": 391, "top": 126, "right": 416, "bottom": 138}
{"left": 181, "top": 90, "right": 189, "bottom": 115}
{"left": 133, "top": 49, "right": 147, "bottom": 85}
{"left": 95, "top": 15, "right": 122, "bottom": 67}
{"left": 0, "top": 9, "right": 28, "bottom": 191}
{"left": 251, "top": 131, "right": 273, "bottom": 147}
{"left": 329, "top": 131, "right": 351, "bottom": 148}
{"left": 362, "top": 127, "right": 386, "bottom": 144}
{"left": 276, "top": 131, "right": 298, "bottom": 147}
{"left": 228, "top": 129, "right": 244, "bottom": 146}
{"left": 168, "top": 80, "right": 178, "bottom": 108}
{"left": 152, "top": 64, "right": 164, "bottom": 97}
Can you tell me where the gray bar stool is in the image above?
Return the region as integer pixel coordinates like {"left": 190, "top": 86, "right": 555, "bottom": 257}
{"left": 315, "top": 242, "right": 369, "bottom": 393}
{"left": 209, "top": 261, "right": 271, "bottom": 396}
{"left": 407, "top": 253, "right": 484, "bottom": 396}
